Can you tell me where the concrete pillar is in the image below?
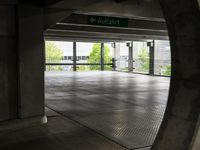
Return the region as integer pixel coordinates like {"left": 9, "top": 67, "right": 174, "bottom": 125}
{"left": 148, "top": 40, "right": 155, "bottom": 75}
{"left": 113, "top": 43, "right": 120, "bottom": 59}
{"left": 128, "top": 42, "right": 134, "bottom": 72}
{"left": 101, "top": 43, "right": 104, "bottom": 71}
{"left": 113, "top": 43, "right": 120, "bottom": 69}
{"left": 17, "top": 3, "right": 45, "bottom": 119}
{"left": 73, "top": 42, "right": 77, "bottom": 71}
{"left": 0, "top": 5, "right": 18, "bottom": 121}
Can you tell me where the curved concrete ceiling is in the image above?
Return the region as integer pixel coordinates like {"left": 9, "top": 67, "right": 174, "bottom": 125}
{"left": 44, "top": 0, "right": 167, "bottom": 41}
{"left": 46, "top": 0, "right": 164, "bottom": 21}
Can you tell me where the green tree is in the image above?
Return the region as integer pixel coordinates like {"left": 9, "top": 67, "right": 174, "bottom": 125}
{"left": 45, "top": 41, "right": 64, "bottom": 71}
{"left": 160, "top": 65, "right": 171, "bottom": 76}
{"left": 88, "top": 43, "right": 112, "bottom": 70}
{"left": 77, "top": 65, "right": 89, "bottom": 71}
{"left": 137, "top": 48, "right": 149, "bottom": 72}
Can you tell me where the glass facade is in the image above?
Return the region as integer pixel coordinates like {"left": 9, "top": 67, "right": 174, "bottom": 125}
{"left": 154, "top": 40, "right": 171, "bottom": 76}
{"left": 76, "top": 42, "right": 98, "bottom": 71}
{"left": 116, "top": 42, "right": 129, "bottom": 71}
{"left": 45, "top": 40, "right": 171, "bottom": 76}
{"left": 45, "top": 41, "right": 73, "bottom": 71}
{"left": 45, "top": 41, "right": 114, "bottom": 71}
{"left": 133, "top": 41, "right": 149, "bottom": 74}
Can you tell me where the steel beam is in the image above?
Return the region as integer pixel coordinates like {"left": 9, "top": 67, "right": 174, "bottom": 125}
{"left": 50, "top": 24, "right": 168, "bottom": 37}
{"left": 128, "top": 42, "right": 134, "bottom": 72}
{"left": 101, "top": 43, "right": 104, "bottom": 71}
{"left": 44, "top": 29, "right": 169, "bottom": 42}
{"left": 73, "top": 42, "right": 77, "bottom": 71}
{"left": 148, "top": 40, "right": 155, "bottom": 75}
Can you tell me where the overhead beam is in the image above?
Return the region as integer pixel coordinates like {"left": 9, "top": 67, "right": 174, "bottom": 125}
{"left": 44, "top": 35, "right": 167, "bottom": 43}
{"left": 44, "top": 29, "right": 169, "bottom": 42}
{"left": 60, "top": 14, "right": 167, "bottom": 31}
{"left": 44, "top": 8, "right": 73, "bottom": 29}
{"left": 45, "top": 35, "right": 145, "bottom": 43}
{"left": 46, "top": 0, "right": 164, "bottom": 21}
{"left": 50, "top": 24, "right": 168, "bottom": 37}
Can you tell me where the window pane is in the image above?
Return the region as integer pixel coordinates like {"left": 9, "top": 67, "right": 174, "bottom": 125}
{"left": 45, "top": 41, "right": 73, "bottom": 71}
{"left": 116, "top": 42, "right": 129, "bottom": 71}
{"left": 154, "top": 40, "right": 171, "bottom": 76}
{"left": 133, "top": 42, "right": 149, "bottom": 74}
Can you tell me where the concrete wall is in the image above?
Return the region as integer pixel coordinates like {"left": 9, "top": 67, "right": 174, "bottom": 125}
{"left": 0, "top": 5, "right": 18, "bottom": 121}
{"left": 191, "top": 116, "right": 200, "bottom": 150}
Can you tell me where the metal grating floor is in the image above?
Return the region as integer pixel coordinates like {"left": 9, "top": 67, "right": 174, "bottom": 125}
{"left": 45, "top": 71, "right": 169, "bottom": 149}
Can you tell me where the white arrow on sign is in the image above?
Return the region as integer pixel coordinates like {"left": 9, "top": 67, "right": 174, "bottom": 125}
{"left": 90, "top": 17, "right": 96, "bottom": 23}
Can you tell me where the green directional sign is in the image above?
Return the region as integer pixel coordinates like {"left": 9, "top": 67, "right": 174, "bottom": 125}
{"left": 88, "top": 15, "right": 128, "bottom": 28}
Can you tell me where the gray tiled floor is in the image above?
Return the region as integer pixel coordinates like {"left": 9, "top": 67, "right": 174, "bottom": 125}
{"left": 45, "top": 71, "right": 170, "bottom": 149}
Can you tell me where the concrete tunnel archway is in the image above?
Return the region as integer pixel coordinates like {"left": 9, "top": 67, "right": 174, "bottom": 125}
{"left": 0, "top": 0, "right": 199, "bottom": 149}
{"left": 152, "top": 0, "right": 200, "bottom": 149}
{"left": 61, "top": 0, "right": 200, "bottom": 149}
{"left": 44, "top": 0, "right": 200, "bottom": 149}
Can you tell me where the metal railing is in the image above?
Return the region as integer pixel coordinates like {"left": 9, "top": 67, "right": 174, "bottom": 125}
{"left": 45, "top": 58, "right": 116, "bottom": 71}
{"left": 115, "top": 58, "right": 171, "bottom": 76}
{"left": 45, "top": 58, "right": 171, "bottom": 76}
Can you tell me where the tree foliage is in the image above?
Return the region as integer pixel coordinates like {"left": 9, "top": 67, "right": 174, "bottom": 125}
{"left": 137, "top": 48, "right": 149, "bottom": 72}
{"left": 45, "top": 41, "right": 64, "bottom": 71}
{"left": 88, "top": 43, "right": 112, "bottom": 70}
{"left": 160, "top": 65, "right": 171, "bottom": 76}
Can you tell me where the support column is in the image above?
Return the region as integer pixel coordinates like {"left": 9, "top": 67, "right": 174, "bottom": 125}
{"left": 73, "top": 42, "right": 77, "bottom": 71}
{"left": 18, "top": 3, "right": 45, "bottom": 119}
{"left": 113, "top": 43, "right": 120, "bottom": 59}
{"left": 101, "top": 43, "right": 104, "bottom": 71}
{"left": 0, "top": 5, "right": 18, "bottom": 121}
{"left": 128, "top": 42, "right": 134, "bottom": 72}
{"left": 113, "top": 43, "right": 120, "bottom": 70}
{"left": 148, "top": 40, "right": 155, "bottom": 75}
